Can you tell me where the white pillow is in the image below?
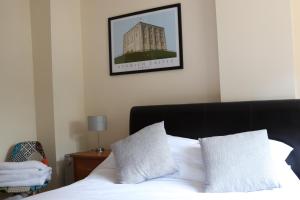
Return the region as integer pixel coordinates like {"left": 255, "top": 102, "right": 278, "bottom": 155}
{"left": 276, "top": 163, "right": 300, "bottom": 188}
{"left": 97, "top": 135, "right": 294, "bottom": 184}
{"left": 101, "top": 137, "right": 292, "bottom": 171}
{"left": 96, "top": 153, "right": 116, "bottom": 169}
{"left": 269, "top": 139, "right": 294, "bottom": 186}
{"left": 269, "top": 139, "right": 293, "bottom": 164}
{"left": 111, "top": 122, "right": 178, "bottom": 184}
{"left": 199, "top": 129, "right": 280, "bottom": 192}
{"left": 166, "top": 135, "right": 205, "bottom": 182}
{"left": 166, "top": 136, "right": 292, "bottom": 184}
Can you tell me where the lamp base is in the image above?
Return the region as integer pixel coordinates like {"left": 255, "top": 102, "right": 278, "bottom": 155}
{"left": 94, "top": 147, "right": 104, "bottom": 152}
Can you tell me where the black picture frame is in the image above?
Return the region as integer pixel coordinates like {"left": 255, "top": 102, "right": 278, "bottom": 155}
{"left": 108, "top": 4, "right": 183, "bottom": 76}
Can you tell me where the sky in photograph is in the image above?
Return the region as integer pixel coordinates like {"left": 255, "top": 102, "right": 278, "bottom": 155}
{"left": 111, "top": 8, "right": 178, "bottom": 57}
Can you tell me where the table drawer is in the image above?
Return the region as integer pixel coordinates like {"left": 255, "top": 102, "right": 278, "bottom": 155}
{"left": 74, "top": 157, "right": 105, "bottom": 181}
{"left": 70, "top": 150, "right": 111, "bottom": 181}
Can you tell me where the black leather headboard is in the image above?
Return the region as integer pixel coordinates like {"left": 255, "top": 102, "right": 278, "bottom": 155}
{"left": 130, "top": 99, "right": 300, "bottom": 178}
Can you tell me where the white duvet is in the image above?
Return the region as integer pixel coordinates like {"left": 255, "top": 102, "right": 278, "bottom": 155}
{"left": 25, "top": 161, "right": 300, "bottom": 200}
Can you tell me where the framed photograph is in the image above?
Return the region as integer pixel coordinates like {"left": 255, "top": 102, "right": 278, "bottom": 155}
{"left": 108, "top": 4, "right": 183, "bottom": 76}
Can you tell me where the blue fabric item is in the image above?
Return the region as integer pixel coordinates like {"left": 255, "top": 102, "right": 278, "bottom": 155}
{"left": 9, "top": 141, "right": 46, "bottom": 162}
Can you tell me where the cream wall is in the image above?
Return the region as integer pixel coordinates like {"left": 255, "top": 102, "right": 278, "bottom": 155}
{"left": 291, "top": 0, "right": 300, "bottom": 97}
{"left": 81, "top": 0, "right": 221, "bottom": 148}
{"left": 216, "top": 0, "right": 296, "bottom": 102}
{"left": 50, "top": 0, "right": 88, "bottom": 185}
{"left": 0, "top": 0, "right": 37, "bottom": 160}
{"left": 30, "top": 0, "right": 57, "bottom": 188}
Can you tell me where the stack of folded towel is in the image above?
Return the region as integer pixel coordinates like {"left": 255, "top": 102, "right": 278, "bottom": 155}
{"left": 0, "top": 161, "right": 52, "bottom": 187}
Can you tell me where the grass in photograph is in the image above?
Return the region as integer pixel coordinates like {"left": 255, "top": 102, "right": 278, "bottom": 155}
{"left": 114, "top": 50, "right": 177, "bottom": 64}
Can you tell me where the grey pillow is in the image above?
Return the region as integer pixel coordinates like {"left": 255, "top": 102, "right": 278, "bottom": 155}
{"left": 111, "top": 121, "right": 178, "bottom": 184}
{"left": 199, "top": 130, "right": 280, "bottom": 192}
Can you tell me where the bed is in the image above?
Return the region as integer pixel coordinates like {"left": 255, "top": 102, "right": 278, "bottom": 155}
{"left": 26, "top": 99, "right": 300, "bottom": 200}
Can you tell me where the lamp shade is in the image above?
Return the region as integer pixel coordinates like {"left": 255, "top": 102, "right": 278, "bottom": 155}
{"left": 88, "top": 116, "right": 107, "bottom": 132}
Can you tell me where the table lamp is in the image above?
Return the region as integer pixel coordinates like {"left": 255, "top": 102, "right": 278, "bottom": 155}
{"left": 88, "top": 115, "right": 107, "bottom": 152}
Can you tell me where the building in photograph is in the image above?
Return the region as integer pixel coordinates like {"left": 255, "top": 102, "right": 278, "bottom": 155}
{"left": 123, "top": 22, "right": 167, "bottom": 54}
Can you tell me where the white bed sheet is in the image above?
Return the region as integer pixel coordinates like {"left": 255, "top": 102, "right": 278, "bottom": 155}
{"left": 25, "top": 161, "right": 300, "bottom": 200}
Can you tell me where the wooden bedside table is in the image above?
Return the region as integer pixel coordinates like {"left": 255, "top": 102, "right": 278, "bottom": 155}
{"left": 70, "top": 150, "right": 111, "bottom": 181}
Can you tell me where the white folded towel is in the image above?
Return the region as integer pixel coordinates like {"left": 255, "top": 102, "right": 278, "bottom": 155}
{"left": 0, "top": 161, "right": 52, "bottom": 187}
{"left": 0, "top": 173, "right": 50, "bottom": 187}
{"left": 0, "top": 168, "right": 52, "bottom": 183}
{"left": 0, "top": 161, "right": 48, "bottom": 171}
{"left": 0, "top": 168, "right": 49, "bottom": 175}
